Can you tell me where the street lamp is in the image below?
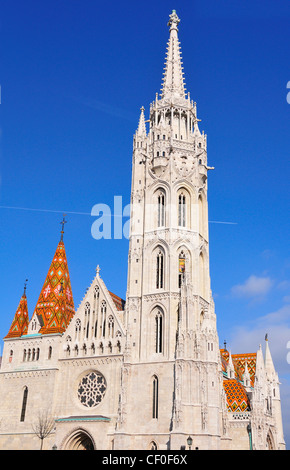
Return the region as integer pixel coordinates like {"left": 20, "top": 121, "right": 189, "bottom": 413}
{"left": 187, "top": 436, "right": 193, "bottom": 450}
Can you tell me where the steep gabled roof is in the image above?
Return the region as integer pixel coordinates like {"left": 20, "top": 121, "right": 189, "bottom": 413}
{"left": 33, "top": 239, "right": 75, "bottom": 335}
{"left": 221, "top": 349, "right": 256, "bottom": 386}
{"left": 5, "top": 290, "right": 29, "bottom": 339}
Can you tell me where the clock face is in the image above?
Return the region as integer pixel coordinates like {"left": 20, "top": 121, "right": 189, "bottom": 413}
{"left": 77, "top": 371, "right": 107, "bottom": 408}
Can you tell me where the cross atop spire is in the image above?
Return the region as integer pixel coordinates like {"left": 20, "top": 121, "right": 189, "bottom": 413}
{"left": 23, "top": 279, "right": 28, "bottom": 296}
{"left": 60, "top": 215, "right": 67, "bottom": 241}
{"left": 160, "top": 10, "right": 186, "bottom": 101}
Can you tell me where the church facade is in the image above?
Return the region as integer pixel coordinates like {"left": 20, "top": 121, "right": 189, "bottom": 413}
{"left": 0, "top": 11, "right": 285, "bottom": 450}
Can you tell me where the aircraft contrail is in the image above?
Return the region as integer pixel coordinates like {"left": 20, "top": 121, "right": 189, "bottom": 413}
{"left": 0, "top": 205, "right": 237, "bottom": 225}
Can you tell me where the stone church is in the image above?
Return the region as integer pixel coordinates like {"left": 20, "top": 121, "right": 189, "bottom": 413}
{"left": 0, "top": 11, "right": 285, "bottom": 450}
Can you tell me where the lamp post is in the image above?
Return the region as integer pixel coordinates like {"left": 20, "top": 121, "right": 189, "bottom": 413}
{"left": 187, "top": 436, "right": 193, "bottom": 450}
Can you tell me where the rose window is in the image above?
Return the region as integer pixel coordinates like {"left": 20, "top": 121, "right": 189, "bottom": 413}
{"left": 77, "top": 371, "right": 107, "bottom": 408}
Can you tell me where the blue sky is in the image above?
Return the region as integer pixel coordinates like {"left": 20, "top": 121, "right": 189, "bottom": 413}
{"left": 0, "top": 0, "right": 290, "bottom": 447}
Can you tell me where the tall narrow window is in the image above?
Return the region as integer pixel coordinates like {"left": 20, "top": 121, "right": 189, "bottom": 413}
{"left": 157, "top": 192, "right": 165, "bottom": 227}
{"left": 155, "top": 311, "right": 163, "bottom": 353}
{"left": 85, "top": 303, "right": 90, "bottom": 339}
{"left": 156, "top": 251, "right": 164, "bottom": 289}
{"left": 178, "top": 252, "right": 185, "bottom": 288}
{"left": 152, "top": 376, "right": 159, "bottom": 419}
{"left": 178, "top": 194, "right": 186, "bottom": 227}
{"left": 20, "top": 387, "right": 28, "bottom": 422}
{"left": 101, "top": 301, "right": 107, "bottom": 338}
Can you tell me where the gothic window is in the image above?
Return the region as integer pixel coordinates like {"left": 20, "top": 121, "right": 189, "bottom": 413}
{"left": 77, "top": 371, "right": 107, "bottom": 408}
{"left": 94, "top": 286, "right": 99, "bottom": 300}
{"left": 155, "top": 311, "right": 163, "bottom": 354}
{"left": 20, "top": 387, "right": 28, "bottom": 422}
{"left": 108, "top": 341, "right": 113, "bottom": 353}
{"left": 23, "top": 349, "right": 27, "bottom": 362}
{"left": 85, "top": 303, "right": 90, "bottom": 339}
{"left": 101, "top": 301, "right": 107, "bottom": 338}
{"left": 178, "top": 193, "right": 186, "bottom": 227}
{"left": 157, "top": 191, "right": 165, "bottom": 227}
{"left": 152, "top": 375, "right": 159, "bottom": 419}
{"left": 156, "top": 250, "right": 164, "bottom": 289}
{"left": 75, "top": 319, "right": 81, "bottom": 342}
{"left": 150, "top": 441, "right": 158, "bottom": 450}
{"left": 36, "top": 348, "right": 40, "bottom": 361}
{"left": 178, "top": 252, "right": 185, "bottom": 288}
{"left": 108, "top": 315, "right": 114, "bottom": 337}
{"left": 117, "top": 341, "right": 121, "bottom": 353}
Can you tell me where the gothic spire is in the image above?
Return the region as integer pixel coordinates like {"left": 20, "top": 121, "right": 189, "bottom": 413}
{"left": 32, "top": 232, "right": 75, "bottom": 335}
{"left": 264, "top": 335, "right": 276, "bottom": 378}
{"left": 160, "top": 10, "right": 186, "bottom": 100}
{"left": 136, "top": 106, "right": 146, "bottom": 136}
{"left": 5, "top": 282, "right": 29, "bottom": 338}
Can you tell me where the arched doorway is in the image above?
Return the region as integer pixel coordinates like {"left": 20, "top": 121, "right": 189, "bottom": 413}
{"left": 63, "top": 429, "right": 95, "bottom": 450}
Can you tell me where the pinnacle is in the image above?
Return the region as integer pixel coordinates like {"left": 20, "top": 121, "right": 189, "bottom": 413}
{"left": 160, "top": 11, "right": 186, "bottom": 101}
{"left": 136, "top": 106, "right": 146, "bottom": 136}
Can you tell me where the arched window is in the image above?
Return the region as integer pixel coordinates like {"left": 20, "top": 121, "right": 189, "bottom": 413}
{"left": 157, "top": 192, "right": 165, "bottom": 227}
{"left": 152, "top": 376, "right": 159, "bottom": 419}
{"left": 156, "top": 250, "right": 164, "bottom": 289}
{"left": 108, "top": 315, "right": 114, "bottom": 337}
{"left": 94, "top": 286, "right": 99, "bottom": 300}
{"left": 155, "top": 311, "right": 163, "bottom": 354}
{"left": 20, "top": 387, "right": 28, "bottom": 422}
{"left": 85, "top": 303, "right": 90, "bottom": 339}
{"left": 75, "top": 319, "right": 81, "bottom": 342}
{"left": 178, "top": 193, "right": 186, "bottom": 227}
{"left": 101, "top": 301, "right": 107, "bottom": 338}
{"left": 150, "top": 441, "right": 158, "bottom": 450}
{"left": 178, "top": 252, "right": 185, "bottom": 288}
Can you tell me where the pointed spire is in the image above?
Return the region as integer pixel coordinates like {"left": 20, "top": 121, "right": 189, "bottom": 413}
{"left": 32, "top": 227, "right": 75, "bottom": 335}
{"left": 136, "top": 106, "right": 147, "bottom": 136}
{"left": 5, "top": 281, "right": 29, "bottom": 338}
{"left": 227, "top": 351, "right": 236, "bottom": 379}
{"left": 243, "top": 361, "right": 251, "bottom": 388}
{"left": 264, "top": 334, "right": 276, "bottom": 378}
{"left": 160, "top": 10, "right": 186, "bottom": 100}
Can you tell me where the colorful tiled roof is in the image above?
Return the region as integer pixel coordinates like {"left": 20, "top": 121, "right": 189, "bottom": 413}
{"left": 223, "top": 379, "right": 251, "bottom": 412}
{"left": 109, "top": 291, "right": 126, "bottom": 311}
{"left": 5, "top": 291, "right": 29, "bottom": 339}
{"left": 220, "top": 349, "right": 256, "bottom": 386}
{"left": 33, "top": 240, "right": 75, "bottom": 334}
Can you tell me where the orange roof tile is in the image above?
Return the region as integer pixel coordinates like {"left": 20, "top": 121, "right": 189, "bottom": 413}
{"left": 5, "top": 292, "right": 29, "bottom": 339}
{"left": 33, "top": 240, "right": 75, "bottom": 334}
{"left": 223, "top": 379, "right": 251, "bottom": 412}
{"left": 109, "top": 291, "right": 125, "bottom": 311}
{"left": 220, "top": 349, "right": 256, "bottom": 386}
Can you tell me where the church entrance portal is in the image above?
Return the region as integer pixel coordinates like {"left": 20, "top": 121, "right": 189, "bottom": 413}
{"left": 64, "top": 429, "right": 95, "bottom": 450}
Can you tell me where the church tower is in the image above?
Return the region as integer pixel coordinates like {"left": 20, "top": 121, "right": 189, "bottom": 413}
{"left": 115, "top": 10, "right": 225, "bottom": 450}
